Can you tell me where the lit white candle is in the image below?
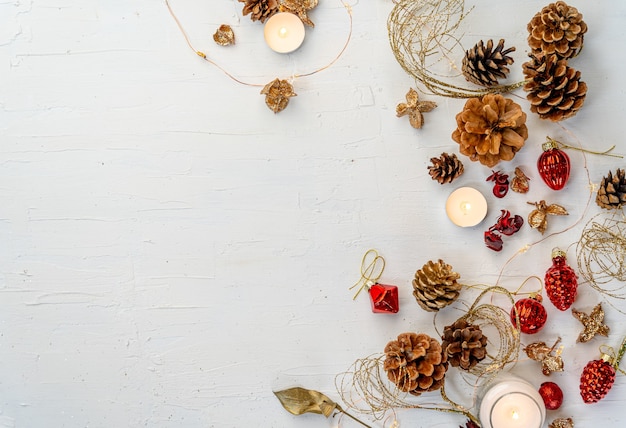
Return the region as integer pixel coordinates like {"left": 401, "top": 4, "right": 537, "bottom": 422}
{"left": 479, "top": 375, "right": 546, "bottom": 428}
{"left": 445, "top": 187, "right": 488, "bottom": 227}
{"left": 263, "top": 12, "right": 305, "bottom": 54}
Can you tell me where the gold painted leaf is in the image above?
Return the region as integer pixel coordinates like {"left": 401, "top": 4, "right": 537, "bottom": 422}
{"left": 546, "top": 204, "right": 568, "bottom": 216}
{"left": 273, "top": 387, "right": 337, "bottom": 418}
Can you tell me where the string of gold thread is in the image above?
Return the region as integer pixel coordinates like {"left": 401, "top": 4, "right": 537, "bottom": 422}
{"left": 165, "top": 0, "right": 353, "bottom": 87}
{"left": 350, "top": 249, "right": 386, "bottom": 299}
{"left": 387, "top": 0, "right": 525, "bottom": 98}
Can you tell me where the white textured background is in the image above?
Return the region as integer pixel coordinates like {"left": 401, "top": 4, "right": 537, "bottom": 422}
{"left": 2, "top": 1, "right": 626, "bottom": 427}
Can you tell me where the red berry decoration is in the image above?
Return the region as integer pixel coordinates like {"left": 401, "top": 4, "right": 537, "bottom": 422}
{"left": 538, "top": 138, "right": 570, "bottom": 191}
{"left": 539, "top": 381, "right": 564, "bottom": 410}
{"left": 486, "top": 170, "right": 510, "bottom": 197}
{"left": 544, "top": 248, "right": 578, "bottom": 311}
{"left": 368, "top": 283, "right": 399, "bottom": 314}
{"left": 511, "top": 293, "right": 547, "bottom": 334}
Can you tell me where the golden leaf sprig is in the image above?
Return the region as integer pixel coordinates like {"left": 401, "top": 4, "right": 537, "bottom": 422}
{"left": 527, "top": 200, "right": 568, "bottom": 234}
{"left": 274, "top": 387, "right": 372, "bottom": 427}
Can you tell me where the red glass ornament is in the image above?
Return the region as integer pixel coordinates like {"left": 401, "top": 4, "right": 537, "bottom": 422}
{"left": 537, "top": 139, "right": 570, "bottom": 190}
{"left": 539, "top": 381, "right": 564, "bottom": 410}
{"left": 580, "top": 358, "right": 616, "bottom": 403}
{"left": 368, "top": 283, "right": 399, "bottom": 314}
{"left": 510, "top": 294, "right": 547, "bottom": 334}
{"left": 544, "top": 248, "right": 578, "bottom": 311}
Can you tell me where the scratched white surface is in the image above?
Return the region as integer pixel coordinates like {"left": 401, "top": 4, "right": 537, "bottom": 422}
{"left": 2, "top": 1, "right": 626, "bottom": 427}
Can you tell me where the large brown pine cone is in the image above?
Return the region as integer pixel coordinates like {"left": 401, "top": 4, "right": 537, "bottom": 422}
{"left": 441, "top": 319, "right": 488, "bottom": 371}
{"left": 527, "top": 1, "right": 587, "bottom": 60}
{"left": 596, "top": 169, "right": 626, "bottom": 210}
{"left": 428, "top": 152, "right": 464, "bottom": 184}
{"left": 239, "top": 0, "right": 279, "bottom": 23}
{"left": 523, "top": 53, "right": 587, "bottom": 121}
{"left": 383, "top": 332, "right": 448, "bottom": 395}
{"left": 451, "top": 94, "right": 528, "bottom": 168}
{"left": 462, "top": 39, "right": 515, "bottom": 87}
{"left": 413, "top": 260, "right": 461, "bottom": 312}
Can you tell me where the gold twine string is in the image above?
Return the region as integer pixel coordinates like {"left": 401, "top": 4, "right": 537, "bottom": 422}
{"left": 334, "top": 354, "right": 479, "bottom": 424}
{"left": 600, "top": 337, "right": 626, "bottom": 375}
{"left": 350, "top": 249, "right": 386, "bottom": 299}
{"left": 547, "top": 136, "right": 624, "bottom": 159}
{"left": 576, "top": 212, "right": 626, "bottom": 302}
{"left": 165, "top": 0, "right": 354, "bottom": 87}
{"left": 387, "top": 0, "right": 525, "bottom": 98}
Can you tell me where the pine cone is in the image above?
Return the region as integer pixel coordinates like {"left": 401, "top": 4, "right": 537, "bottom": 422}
{"left": 428, "top": 152, "right": 464, "bottom": 184}
{"left": 462, "top": 39, "right": 515, "bottom": 87}
{"left": 527, "top": 1, "right": 587, "bottom": 60}
{"left": 441, "top": 319, "right": 488, "bottom": 370}
{"left": 413, "top": 259, "right": 461, "bottom": 312}
{"left": 451, "top": 94, "right": 528, "bottom": 168}
{"left": 239, "top": 0, "right": 279, "bottom": 23}
{"left": 596, "top": 168, "right": 626, "bottom": 210}
{"left": 383, "top": 332, "right": 448, "bottom": 395}
{"left": 522, "top": 53, "right": 587, "bottom": 121}
{"left": 579, "top": 359, "right": 616, "bottom": 403}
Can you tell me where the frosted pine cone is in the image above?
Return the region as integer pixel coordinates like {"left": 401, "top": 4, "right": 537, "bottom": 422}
{"left": 239, "top": 0, "right": 279, "bottom": 23}
{"left": 412, "top": 259, "right": 461, "bottom": 312}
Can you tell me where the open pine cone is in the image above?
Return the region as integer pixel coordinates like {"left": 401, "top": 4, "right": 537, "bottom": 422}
{"left": 413, "top": 259, "right": 461, "bottom": 312}
{"left": 383, "top": 332, "right": 448, "bottom": 395}
{"left": 451, "top": 94, "right": 528, "bottom": 167}
{"left": 462, "top": 39, "right": 515, "bottom": 87}
{"left": 523, "top": 53, "right": 586, "bottom": 121}
{"left": 441, "top": 319, "right": 488, "bottom": 371}
{"left": 527, "top": 1, "right": 587, "bottom": 60}
{"left": 428, "top": 152, "right": 464, "bottom": 184}
{"left": 596, "top": 169, "right": 626, "bottom": 210}
{"left": 239, "top": 0, "right": 279, "bottom": 23}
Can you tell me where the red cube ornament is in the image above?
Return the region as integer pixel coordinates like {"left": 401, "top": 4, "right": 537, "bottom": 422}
{"left": 368, "top": 283, "right": 399, "bottom": 314}
{"left": 537, "top": 139, "right": 570, "bottom": 191}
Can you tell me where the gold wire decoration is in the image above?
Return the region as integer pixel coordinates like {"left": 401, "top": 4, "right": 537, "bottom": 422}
{"left": 387, "top": 0, "right": 525, "bottom": 98}
{"left": 576, "top": 212, "right": 626, "bottom": 301}
{"left": 350, "top": 249, "right": 386, "bottom": 299}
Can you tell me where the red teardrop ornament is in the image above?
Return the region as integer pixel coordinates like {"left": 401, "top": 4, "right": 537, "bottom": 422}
{"left": 368, "top": 283, "right": 399, "bottom": 313}
{"left": 537, "top": 140, "right": 570, "bottom": 191}
{"left": 510, "top": 294, "right": 547, "bottom": 334}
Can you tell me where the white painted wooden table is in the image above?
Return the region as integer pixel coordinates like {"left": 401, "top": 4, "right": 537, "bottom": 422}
{"left": 2, "top": 1, "right": 625, "bottom": 427}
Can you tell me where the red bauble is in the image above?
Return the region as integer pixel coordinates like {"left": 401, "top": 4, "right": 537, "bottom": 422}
{"left": 539, "top": 381, "right": 564, "bottom": 410}
{"left": 538, "top": 139, "right": 570, "bottom": 191}
{"left": 544, "top": 248, "right": 578, "bottom": 311}
{"left": 510, "top": 294, "right": 547, "bottom": 334}
{"left": 580, "top": 359, "right": 616, "bottom": 403}
{"left": 368, "top": 283, "right": 399, "bottom": 313}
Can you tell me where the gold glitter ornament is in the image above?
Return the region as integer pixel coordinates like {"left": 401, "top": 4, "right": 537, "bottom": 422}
{"left": 527, "top": 200, "right": 568, "bottom": 234}
{"left": 280, "top": 0, "right": 318, "bottom": 27}
{"left": 261, "top": 78, "right": 297, "bottom": 113}
{"left": 396, "top": 88, "right": 437, "bottom": 129}
{"left": 213, "top": 24, "right": 235, "bottom": 46}
{"left": 572, "top": 303, "right": 610, "bottom": 343}
{"left": 511, "top": 166, "right": 530, "bottom": 193}
{"left": 549, "top": 418, "right": 574, "bottom": 428}
{"left": 524, "top": 338, "right": 564, "bottom": 375}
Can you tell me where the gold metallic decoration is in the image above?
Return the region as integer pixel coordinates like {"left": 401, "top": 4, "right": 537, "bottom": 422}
{"left": 527, "top": 200, "right": 568, "bottom": 234}
{"left": 350, "top": 249, "right": 385, "bottom": 299}
{"left": 396, "top": 88, "right": 437, "bottom": 129}
{"left": 213, "top": 24, "right": 235, "bottom": 46}
{"left": 280, "top": 0, "right": 319, "bottom": 27}
{"left": 524, "top": 337, "right": 564, "bottom": 376}
{"left": 511, "top": 166, "right": 530, "bottom": 193}
{"left": 261, "top": 78, "right": 297, "bottom": 113}
{"left": 387, "top": 0, "right": 524, "bottom": 98}
{"left": 576, "top": 213, "right": 626, "bottom": 302}
{"left": 549, "top": 418, "right": 574, "bottom": 428}
{"left": 274, "top": 387, "right": 372, "bottom": 427}
{"left": 572, "top": 303, "right": 610, "bottom": 343}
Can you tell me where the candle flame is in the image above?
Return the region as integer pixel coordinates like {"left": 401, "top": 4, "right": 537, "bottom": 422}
{"left": 279, "top": 27, "right": 288, "bottom": 38}
{"left": 511, "top": 410, "right": 519, "bottom": 420}
{"left": 459, "top": 201, "right": 471, "bottom": 215}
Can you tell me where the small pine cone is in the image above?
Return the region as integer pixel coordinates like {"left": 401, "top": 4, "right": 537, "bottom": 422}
{"left": 239, "top": 0, "right": 279, "bottom": 23}
{"left": 579, "top": 359, "right": 616, "bottom": 403}
{"left": 451, "top": 94, "right": 528, "bottom": 167}
{"left": 413, "top": 260, "right": 461, "bottom": 312}
{"left": 383, "top": 332, "right": 448, "bottom": 396}
{"left": 441, "top": 319, "right": 488, "bottom": 370}
{"left": 522, "top": 53, "right": 587, "bottom": 122}
{"left": 462, "top": 39, "right": 515, "bottom": 87}
{"left": 596, "top": 169, "right": 626, "bottom": 210}
{"left": 428, "top": 152, "right": 464, "bottom": 184}
{"left": 527, "top": 1, "right": 587, "bottom": 60}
